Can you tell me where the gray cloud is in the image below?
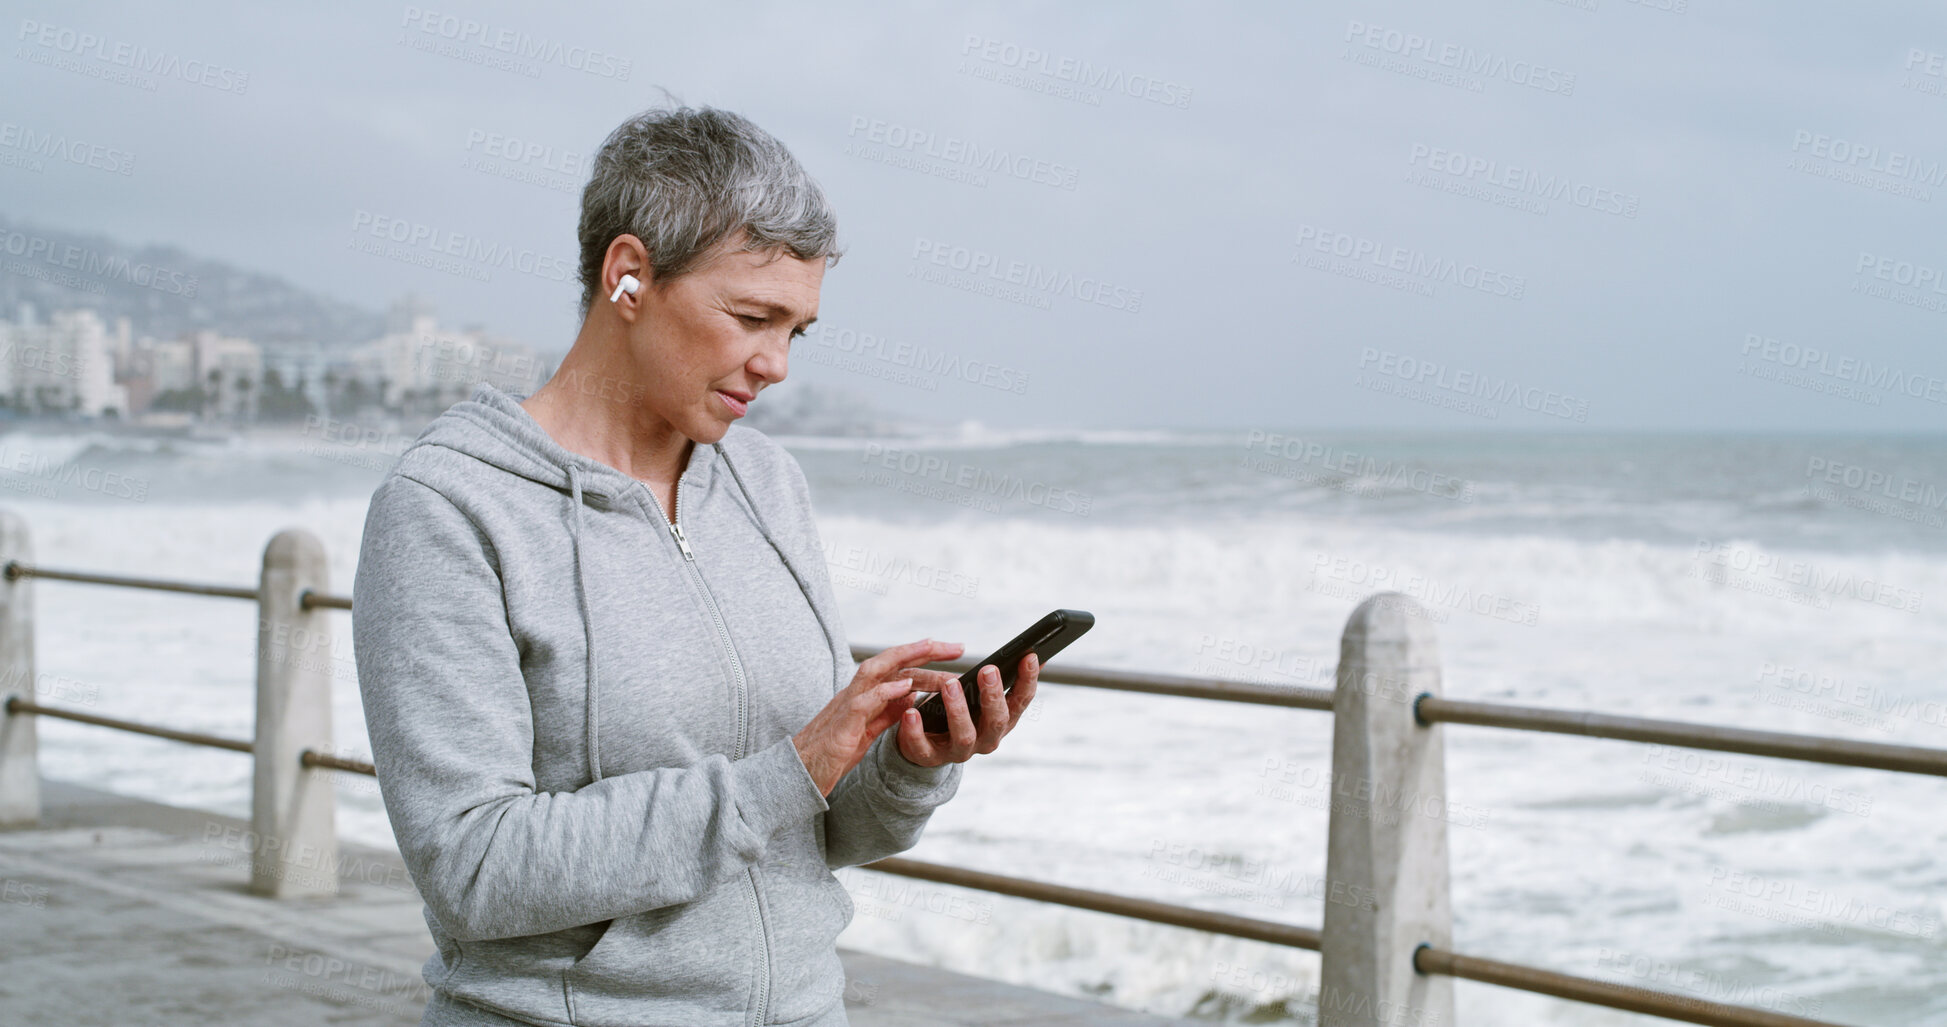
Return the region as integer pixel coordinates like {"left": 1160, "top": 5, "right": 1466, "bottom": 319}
{"left": 5, "top": 0, "right": 1945, "bottom": 430}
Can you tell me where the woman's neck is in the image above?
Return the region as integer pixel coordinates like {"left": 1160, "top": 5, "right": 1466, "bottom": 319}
{"left": 519, "top": 359, "right": 694, "bottom": 490}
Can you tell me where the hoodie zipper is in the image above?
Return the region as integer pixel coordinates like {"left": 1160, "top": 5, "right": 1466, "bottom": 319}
{"left": 654, "top": 469, "right": 772, "bottom": 1027}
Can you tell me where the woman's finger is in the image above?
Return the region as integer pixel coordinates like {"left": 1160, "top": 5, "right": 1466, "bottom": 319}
{"left": 1006, "top": 652, "right": 1039, "bottom": 728}
{"left": 902, "top": 667, "right": 964, "bottom": 696}
{"left": 975, "top": 664, "right": 1008, "bottom": 752}
{"left": 859, "top": 639, "right": 964, "bottom": 683}
{"left": 853, "top": 677, "right": 914, "bottom": 717}
{"left": 864, "top": 690, "right": 914, "bottom": 737}
{"left": 941, "top": 675, "right": 978, "bottom": 754}
{"left": 898, "top": 707, "right": 941, "bottom": 764}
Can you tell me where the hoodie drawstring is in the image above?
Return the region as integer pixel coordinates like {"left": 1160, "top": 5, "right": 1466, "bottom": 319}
{"left": 567, "top": 463, "right": 603, "bottom": 783}
{"left": 717, "top": 447, "right": 848, "bottom": 697}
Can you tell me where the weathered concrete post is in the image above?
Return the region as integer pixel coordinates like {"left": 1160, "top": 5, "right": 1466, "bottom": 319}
{"left": 0, "top": 510, "right": 37, "bottom": 827}
{"left": 1320, "top": 593, "right": 1455, "bottom": 1027}
{"left": 251, "top": 528, "right": 337, "bottom": 898}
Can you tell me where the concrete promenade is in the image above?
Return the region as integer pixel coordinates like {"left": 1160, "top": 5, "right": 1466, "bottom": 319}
{"left": 0, "top": 779, "right": 1191, "bottom": 1027}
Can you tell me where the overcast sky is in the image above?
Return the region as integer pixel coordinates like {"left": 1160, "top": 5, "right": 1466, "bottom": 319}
{"left": 7, "top": 0, "right": 1946, "bottom": 432}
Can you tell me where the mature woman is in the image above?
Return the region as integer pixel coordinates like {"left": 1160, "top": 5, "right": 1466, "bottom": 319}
{"left": 352, "top": 105, "right": 1038, "bottom": 1027}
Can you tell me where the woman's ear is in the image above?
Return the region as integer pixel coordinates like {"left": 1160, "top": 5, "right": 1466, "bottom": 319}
{"left": 603, "top": 234, "right": 653, "bottom": 307}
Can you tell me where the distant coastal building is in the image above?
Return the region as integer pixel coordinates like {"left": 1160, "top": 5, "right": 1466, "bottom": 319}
{"left": 120, "top": 336, "right": 197, "bottom": 416}
{"left": 0, "top": 305, "right": 129, "bottom": 417}
{"left": 0, "top": 296, "right": 554, "bottom": 424}
{"left": 190, "top": 330, "right": 264, "bottom": 421}
{"left": 340, "top": 295, "right": 550, "bottom": 415}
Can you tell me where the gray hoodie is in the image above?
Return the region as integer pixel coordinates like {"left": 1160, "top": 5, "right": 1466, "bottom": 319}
{"left": 352, "top": 382, "right": 961, "bottom": 1027}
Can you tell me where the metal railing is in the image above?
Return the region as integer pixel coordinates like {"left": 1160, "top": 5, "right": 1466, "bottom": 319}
{"left": 0, "top": 509, "right": 1922, "bottom": 1026}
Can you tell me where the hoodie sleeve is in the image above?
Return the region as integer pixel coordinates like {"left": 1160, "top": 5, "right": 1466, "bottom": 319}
{"left": 787, "top": 501, "right": 961, "bottom": 868}
{"left": 820, "top": 654, "right": 964, "bottom": 870}
{"left": 353, "top": 473, "right": 829, "bottom": 942}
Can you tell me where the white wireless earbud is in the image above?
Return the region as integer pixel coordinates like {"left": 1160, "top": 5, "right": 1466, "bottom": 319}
{"left": 609, "top": 274, "right": 641, "bottom": 303}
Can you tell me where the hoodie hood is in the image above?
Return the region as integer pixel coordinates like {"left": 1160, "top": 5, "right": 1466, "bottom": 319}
{"left": 414, "top": 381, "right": 716, "bottom": 503}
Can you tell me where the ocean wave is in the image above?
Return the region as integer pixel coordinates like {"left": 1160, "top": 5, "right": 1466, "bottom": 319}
{"left": 777, "top": 422, "right": 1241, "bottom": 450}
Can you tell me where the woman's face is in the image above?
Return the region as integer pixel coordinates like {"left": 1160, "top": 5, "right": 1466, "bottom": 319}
{"left": 628, "top": 241, "right": 823, "bottom": 445}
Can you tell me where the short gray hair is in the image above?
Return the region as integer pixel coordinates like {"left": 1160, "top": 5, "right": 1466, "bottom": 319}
{"left": 575, "top": 105, "right": 841, "bottom": 318}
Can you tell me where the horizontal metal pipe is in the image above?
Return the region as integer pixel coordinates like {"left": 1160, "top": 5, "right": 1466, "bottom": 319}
{"left": 4, "top": 561, "right": 258, "bottom": 601}
{"left": 1417, "top": 695, "right": 1947, "bottom": 778}
{"left": 5, "top": 696, "right": 253, "bottom": 754}
{"left": 860, "top": 856, "right": 1322, "bottom": 951}
{"left": 1414, "top": 946, "right": 1846, "bottom": 1027}
{"left": 852, "top": 644, "right": 1334, "bottom": 711}
{"left": 300, "top": 749, "right": 376, "bottom": 775}
{"left": 300, "top": 590, "right": 353, "bottom": 611}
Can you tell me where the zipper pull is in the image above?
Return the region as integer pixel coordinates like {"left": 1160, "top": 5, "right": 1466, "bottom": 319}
{"left": 669, "top": 521, "right": 695, "bottom": 560}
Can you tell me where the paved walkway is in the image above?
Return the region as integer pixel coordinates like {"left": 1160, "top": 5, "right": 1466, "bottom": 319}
{"left": 0, "top": 779, "right": 1190, "bottom": 1026}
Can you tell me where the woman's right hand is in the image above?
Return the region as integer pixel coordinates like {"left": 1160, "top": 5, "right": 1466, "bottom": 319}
{"left": 793, "top": 638, "right": 966, "bottom": 796}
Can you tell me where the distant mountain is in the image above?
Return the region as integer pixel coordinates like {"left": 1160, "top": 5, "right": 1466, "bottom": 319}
{"left": 0, "top": 215, "right": 384, "bottom": 347}
{"left": 0, "top": 217, "right": 924, "bottom": 435}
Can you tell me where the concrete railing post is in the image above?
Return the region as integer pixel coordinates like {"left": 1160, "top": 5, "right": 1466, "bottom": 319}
{"left": 251, "top": 528, "right": 337, "bottom": 898}
{"left": 0, "top": 510, "right": 36, "bottom": 827}
{"left": 1320, "top": 593, "right": 1455, "bottom": 1027}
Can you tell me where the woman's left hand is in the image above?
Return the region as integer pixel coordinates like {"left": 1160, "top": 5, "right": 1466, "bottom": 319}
{"left": 895, "top": 651, "right": 1038, "bottom": 766}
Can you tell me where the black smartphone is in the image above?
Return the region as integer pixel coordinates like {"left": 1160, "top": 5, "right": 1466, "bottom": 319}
{"left": 912, "top": 609, "right": 1094, "bottom": 734}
